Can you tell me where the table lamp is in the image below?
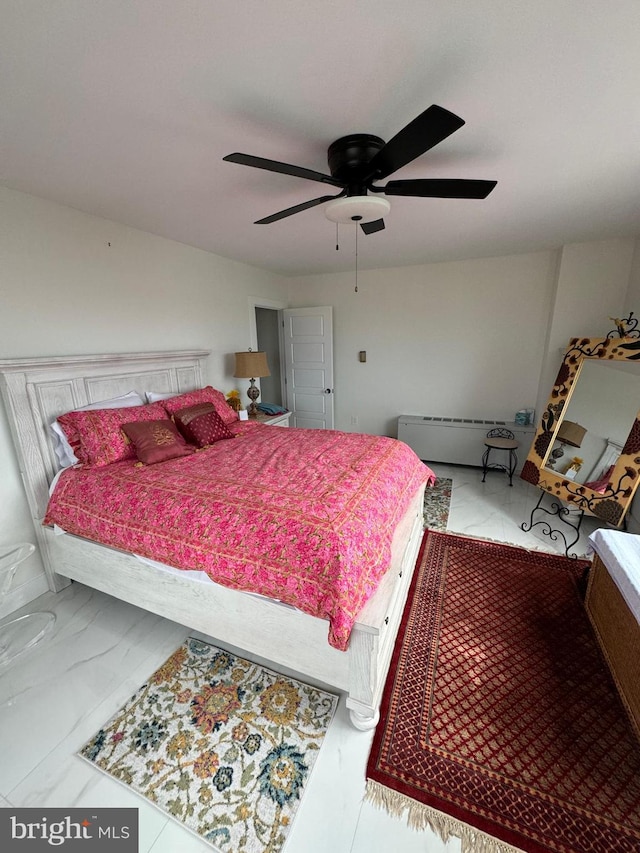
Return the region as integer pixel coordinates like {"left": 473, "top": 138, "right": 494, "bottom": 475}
{"left": 234, "top": 350, "right": 270, "bottom": 417}
{"left": 548, "top": 420, "right": 587, "bottom": 469}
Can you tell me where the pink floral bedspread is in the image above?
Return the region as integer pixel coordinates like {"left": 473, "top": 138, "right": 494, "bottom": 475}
{"left": 44, "top": 423, "right": 434, "bottom": 650}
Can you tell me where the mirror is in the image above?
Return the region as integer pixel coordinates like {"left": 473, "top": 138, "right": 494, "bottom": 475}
{"left": 522, "top": 335, "right": 640, "bottom": 526}
{"left": 542, "top": 359, "right": 640, "bottom": 480}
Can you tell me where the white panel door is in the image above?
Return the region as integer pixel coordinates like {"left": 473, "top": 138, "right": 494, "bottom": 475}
{"left": 283, "top": 306, "right": 334, "bottom": 429}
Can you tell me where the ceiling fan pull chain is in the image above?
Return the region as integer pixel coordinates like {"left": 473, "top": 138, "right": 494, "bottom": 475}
{"left": 355, "top": 221, "right": 359, "bottom": 293}
{"left": 336, "top": 222, "right": 339, "bottom": 251}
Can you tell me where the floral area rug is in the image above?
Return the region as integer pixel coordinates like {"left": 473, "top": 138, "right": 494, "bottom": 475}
{"left": 79, "top": 638, "right": 337, "bottom": 852}
{"left": 366, "top": 531, "right": 640, "bottom": 853}
{"left": 423, "top": 477, "right": 452, "bottom": 531}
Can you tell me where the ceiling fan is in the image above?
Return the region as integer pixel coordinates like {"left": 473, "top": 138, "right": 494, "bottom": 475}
{"left": 223, "top": 105, "right": 497, "bottom": 235}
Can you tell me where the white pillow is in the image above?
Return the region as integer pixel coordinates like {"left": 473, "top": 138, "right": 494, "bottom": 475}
{"left": 50, "top": 390, "right": 145, "bottom": 469}
{"left": 145, "top": 390, "right": 177, "bottom": 403}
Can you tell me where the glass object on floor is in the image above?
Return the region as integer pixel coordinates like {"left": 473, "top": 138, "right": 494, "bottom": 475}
{"left": 0, "top": 543, "right": 55, "bottom": 667}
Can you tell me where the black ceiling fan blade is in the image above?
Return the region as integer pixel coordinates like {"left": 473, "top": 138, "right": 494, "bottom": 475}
{"left": 360, "top": 218, "right": 385, "bottom": 235}
{"left": 364, "top": 105, "right": 466, "bottom": 182}
{"left": 382, "top": 178, "right": 497, "bottom": 199}
{"left": 255, "top": 192, "right": 346, "bottom": 224}
{"left": 223, "top": 153, "right": 344, "bottom": 188}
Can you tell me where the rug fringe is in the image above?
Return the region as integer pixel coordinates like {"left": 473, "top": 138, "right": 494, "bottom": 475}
{"left": 365, "top": 779, "right": 525, "bottom": 853}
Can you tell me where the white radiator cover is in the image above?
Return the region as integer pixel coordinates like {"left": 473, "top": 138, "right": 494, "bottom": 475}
{"left": 397, "top": 415, "right": 536, "bottom": 470}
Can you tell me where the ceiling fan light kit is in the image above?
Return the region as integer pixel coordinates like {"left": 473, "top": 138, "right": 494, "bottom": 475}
{"left": 324, "top": 195, "right": 390, "bottom": 224}
{"left": 224, "top": 104, "right": 497, "bottom": 234}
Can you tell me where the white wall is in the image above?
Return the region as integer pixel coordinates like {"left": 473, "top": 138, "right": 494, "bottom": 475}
{"left": 286, "top": 237, "right": 639, "bottom": 445}
{"left": 287, "top": 251, "right": 557, "bottom": 437}
{"left": 624, "top": 237, "right": 640, "bottom": 317}
{"left": 533, "top": 237, "right": 636, "bottom": 422}
{"left": 0, "top": 186, "right": 288, "bottom": 614}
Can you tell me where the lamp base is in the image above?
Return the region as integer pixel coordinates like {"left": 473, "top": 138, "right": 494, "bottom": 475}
{"left": 247, "top": 378, "right": 260, "bottom": 417}
{"left": 547, "top": 445, "right": 565, "bottom": 470}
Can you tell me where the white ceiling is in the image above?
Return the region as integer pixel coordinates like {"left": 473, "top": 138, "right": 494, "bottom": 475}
{"left": 2, "top": 1, "right": 640, "bottom": 277}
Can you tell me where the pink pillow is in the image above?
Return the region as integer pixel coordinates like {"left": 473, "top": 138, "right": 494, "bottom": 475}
{"left": 57, "top": 403, "right": 167, "bottom": 467}
{"left": 161, "top": 386, "right": 237, "bottom": 426}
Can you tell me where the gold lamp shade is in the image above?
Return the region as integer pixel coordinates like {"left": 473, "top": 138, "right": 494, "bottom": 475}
{"left": 233, "top": 351, "right": 270, "bottom": 417}
{"left": 233, "top": 350, "right": 270, "bottom": 380}
{"left": 557, "top": 420, "right": 586, "bottom": 448}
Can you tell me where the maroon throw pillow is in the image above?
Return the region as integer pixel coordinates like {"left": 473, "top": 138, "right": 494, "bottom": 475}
{"left": 173, "top": 404, "right": 234, "bottom": 447}
{"left": 121, "top": 419, "right": 195, "bottom": 465}
{"left": 161, "top": 386, "right": 238, "bottom": 426}
{"left": 172, "top": 403, "right": 215, "bottom": 439}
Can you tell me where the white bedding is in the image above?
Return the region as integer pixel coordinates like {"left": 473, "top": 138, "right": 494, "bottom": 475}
{"left": 588, "top": 528, "right": 640, "bottom": 622}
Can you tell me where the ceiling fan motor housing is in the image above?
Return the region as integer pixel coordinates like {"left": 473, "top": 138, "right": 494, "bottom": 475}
{"left": 327, "top": 134, "right": 385, "bottom": 186}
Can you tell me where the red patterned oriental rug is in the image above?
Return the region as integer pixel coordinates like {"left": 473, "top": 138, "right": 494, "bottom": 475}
{"left": 366, "top": 531, "right": 640, "bottom": 853}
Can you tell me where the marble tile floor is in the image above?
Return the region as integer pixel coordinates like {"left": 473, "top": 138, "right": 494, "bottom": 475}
{"left": 0, "top": 464, "right": 610, "bottom": 853}
{"left": 431, "top": 461, "right": 608, "bottom": 560}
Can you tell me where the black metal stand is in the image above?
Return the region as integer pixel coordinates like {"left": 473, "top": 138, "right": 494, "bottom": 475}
{"left": 482, "top": 445, "right": 518, "bottom": 486}
{"left": 481, "top": 429, "right": 519, "bottom": 487}
{"left": 521, "top": 491, "right": 585, "bottom": 559}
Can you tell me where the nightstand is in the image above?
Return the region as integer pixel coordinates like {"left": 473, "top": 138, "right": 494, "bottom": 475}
{"left": 251, "top": 411, "right": 291, "bottom": 427}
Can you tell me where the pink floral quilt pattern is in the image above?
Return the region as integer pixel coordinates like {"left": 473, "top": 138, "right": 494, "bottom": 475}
{"left": 45, "top": 426, "right": 434, "bottom": 649}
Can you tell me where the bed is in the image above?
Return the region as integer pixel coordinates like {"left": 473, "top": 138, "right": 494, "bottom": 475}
{"left": 0, "top": 350, "right": 431, "bottom": 730}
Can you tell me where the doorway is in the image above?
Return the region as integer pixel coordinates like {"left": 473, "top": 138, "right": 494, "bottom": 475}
{"left": 251, "top": 301, "right": 335, "bottom": 428}
{"left": 255, "top": 306, "right": 283, "bottom": 407}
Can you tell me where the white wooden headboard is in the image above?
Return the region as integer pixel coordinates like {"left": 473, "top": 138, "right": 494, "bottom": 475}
{"left": 0, "top": 350, "right": 209, "bottom": 527}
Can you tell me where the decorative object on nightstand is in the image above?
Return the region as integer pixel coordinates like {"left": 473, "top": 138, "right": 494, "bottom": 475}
{"left": 0, "top": 542, "right": 56, "bottom": 667}
{"left": 515, "top": 408, "right": 535, "bottom": 426}
{"left": 225, "top": 389, "right": 242, "bottom": 412}
{"left": 257, "top": 402, "right": 288, "bottom": 416}
{"left": 562, "top": 456, "right": 583, "bottom": 478}
{"left": 233, "top": 350, "right": 270, "bottom": 417}
{"left": 547, "top": 420, "right": 586, "bottom": 470}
